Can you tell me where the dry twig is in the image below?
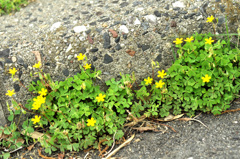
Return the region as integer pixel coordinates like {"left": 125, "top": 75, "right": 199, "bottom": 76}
{"left": 102, "top": 134, "right": 135, "bottom": 159}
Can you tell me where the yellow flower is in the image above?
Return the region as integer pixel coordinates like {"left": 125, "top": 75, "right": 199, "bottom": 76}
{"left": 155, "top": 80, "right": 165, "bottom": 88}
{"left": 173, "top": 38, "right": 183, "bottom": 45}
{"left": 96, "top": 93, "right": 106, "bottom": 102}
{"left": 9, "top": 68, "right": 17, "bottom": 76}
{"left": 77, "top": 53, "right": 85, "bottom": 61}
{"left": 32, "top": 95, "right": 46, "bottom": 110}
{"left": 83, "top": 63, "right": 91, "bottom": 70}
{"left": 206, "top": 15, "right": 214, "bottom": 23}
{"left": 87, "top": 117, "right": 96, "bottom": 127}
{"left": 205, "top": 37, "right": 214, "bottom": 45}
{"left": 157, "top": 70, "right": 167, "bottom": 78}
{"left": 31, "top": 115, "right": 41, "bottom": 124}
{"left": 33, "top": 61, "right": 41, "bottom": 68}
{"left": 38, "top": 88, "right": 47, "bottom": 96}
{"left": 184, "top": 36, "right": 194, "bottom": 43}
{"left": 202, "top": 74, "right": 211, "bottom": 83}
{"left": 32, "top": 102, "right": 41, "bottom": 110}
{"left": 144, "top": 77, "right": 153, "bottom": 85}
{"left": 6, "top": 90, "right": 15, "bottom": 97}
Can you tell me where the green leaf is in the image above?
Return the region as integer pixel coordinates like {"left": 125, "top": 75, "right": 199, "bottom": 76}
{"left": 8, "top": 112, "right": 14, "bottom": 121}
{"left": 3, "top": 152, "right": 10, "bottom": 159}
{"left": 4, "top": 128, "right": 11, "bottom": 135}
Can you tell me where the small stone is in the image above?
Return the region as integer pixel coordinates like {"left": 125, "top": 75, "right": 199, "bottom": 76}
{"left": 50, "top": 22, "right": 61, "bottom": 31}
{"left": 103, "top": 32, "right": 111, "bottom": 49}
{"left": 86, "top": 29, "right": 91, "bottom": 34}
{"left": 68, "top": 55, "right": 73, "bottom": 60}
{"left": 90, "top": 21, "right": 96, "bottom": 26}
{"left": 90, "top": 48, "right": 98, "bottom": 52}
{"left": 93, "top": 56, "right": 98, "bottom": 61}
{"left": 155, "top": 53, "right": 162, "bottom": 62}
{"left": 164, "top": 4, "right": 169, "bottom": 10}
{"left": 115, "top": 44, "right": 122, "bottom": 51}
{"left": 154, "top": 11, "right": 161, "bottom": 17}
{"left": 0, "top": 48, "right": 10, "bottom": 58}
{"left": 66, "top": 44, "right": 72, "bottom": 53}
{"left": 142, "top": 45, "right": 150, "bottom": 51}
{"left": 132, "top": 1, "right": 142, "bottom": 7}
{"left": 73, "top": 26, "right": 87, "bottom": 33}
{"left": 120, "top": 2, "right": 129, "bottom": 8}
{"left": 134, "top": 18, "right": 141, "bottom": 25}
{"left": 141, "top": 22, "right": 149, "bottom": 30}
{"left": 17, "top": 57, "right": 24, "bottom": 65}
{"left": 14, "top": 83, "right": 20, "bottom": 92}
{"left": 96, "top": 28, "right": 102, "bottom": 33}
{"left": 172, "top": 1, "right": 185, "bottom": 8}
{"left": 119, "top": 25, "right": 129, "bottom": 34}
{"left": 12, "top": 56, "right": 17, "bottom": 62}
{"left": 142, "top": 31, "right": 148, "bottom": 35}
{"left": 136, "top": 7, "right": 144, "bottom": 12}
{"left": 62, "top": 69, "right": 69, "bottom": 77}
{"left": 144, "top": 15, "right": 157, "bottom": 23}
{"left": 123, "top": 34, "right": 128, "bottom": 40}
{"left": 81, "top": 11, "right": 89, "bottom": 14}
{"left": 115, "top": 36, "right": 120, "bottom": 43}
{"left": 79, "top": 48, "right": 86, "bottom": 53}
{"left": 126, "top": 49, "right": 135, "bottom": 56}
{"left": 30, "top": 18, "right": 37, "bottom": 23}
{"left": 173, "top": 7, "right": 180, "bottom": 11}
{"left": 217, "top": 15, "right": 225, "bottom": 26}
{"left": 102, "top": 23, "right": 108, "bottom": 28}
{"left": 103, "top": 54, "right": 113, "bottom": 64}
{"left": 98, "top": 17, "right": 110, "bottom": 22}
{"left": 108, "top": 29, "right": 118, "bottom": 38}
{"left": 188, "top": 13, "right": 196, "bottom": 18}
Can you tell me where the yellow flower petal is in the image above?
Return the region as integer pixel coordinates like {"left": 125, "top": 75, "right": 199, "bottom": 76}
{"left": 6, "top": 90, "right": 15, "bottom": 97}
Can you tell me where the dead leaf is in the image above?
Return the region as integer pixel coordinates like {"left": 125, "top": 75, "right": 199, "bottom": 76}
{"left": 27, "top": 144, "right": 35, "bottom": 151}
{"left": 58, "top": 153, "right": 64, "bottom": 159}
{"left": 126, "top": 49, "right": 136, "bottom": 56}
{"left": 21, "top": 130, "right": 51, "bottom": 141}
{"left": 32, "top": 51, "right": 41, "bottom": 63}
{"left": 38, "top": 148, "right": 55, "bottom": 159}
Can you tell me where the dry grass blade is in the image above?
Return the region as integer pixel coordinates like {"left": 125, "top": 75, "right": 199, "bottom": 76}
{"left": 38, "top": 148, "right": 55, "bottom": 159}
{"left": 178, "top": 118, "right": 208, "bottom": 128}
{"left": 156, "top": 114, "right": 184, "bottom": 122}
{"left": 132, "top": 127, "right": 159, "bottom": 133}
{"left": 102, "top": 134, "right": 135, "bottom": 159}
{"left": 220, "top": 108, "right": 240, "bottom": 114}
{"left": 124, "top": 113, "right": 146, "bottom": 127}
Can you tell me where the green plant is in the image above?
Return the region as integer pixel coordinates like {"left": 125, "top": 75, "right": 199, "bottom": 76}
{"left": 0, "top": 0, "right": 32, "bottom": 15}
{"left": 1, "top": 15, "right": 240, "bottom": 158}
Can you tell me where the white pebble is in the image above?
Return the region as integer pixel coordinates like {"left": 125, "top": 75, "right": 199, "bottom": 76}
{"left": 119, "top": 25, "right": 129, "bottom": 34}
{"left": 66, "top": 44, "right": 72, "bottom": 53}
{"left": 50, "top": 22, "right": 61, "bottom": 31}
{"left": 144, "top": 15, "right": 157, "bottom": 23}
{"left": 79, "top": 32, "right": 87, "bottom": 41}
{"left": 12, "top": 57, "right": 17, "bottom": 62}
{"left": 73, "top": 26, "right": 87, "bottom": 33}
{"left": 172, "top": 1, "right": 186, "bottom": 8}
{"left": 134, "top": 18, "right": 141, "bottom": 25}
{"left": 136, "top": 7, "right": 144, "bottom": 11}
